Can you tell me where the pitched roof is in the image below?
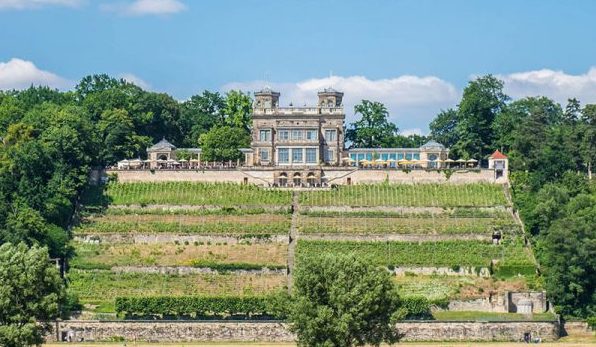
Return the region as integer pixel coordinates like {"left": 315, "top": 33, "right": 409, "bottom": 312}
{"left": 420, "top": 140, "right": 446, "bottom": 150}
{"left": 489, "top": 149, "right": 508, "bottom": 159}
{"left": 148, "top": 138, "right": 176, "bottom": 151}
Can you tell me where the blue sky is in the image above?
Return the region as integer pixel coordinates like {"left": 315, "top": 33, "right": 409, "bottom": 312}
{"left": 1, "top": 0, "right": 596, "bottom": 133}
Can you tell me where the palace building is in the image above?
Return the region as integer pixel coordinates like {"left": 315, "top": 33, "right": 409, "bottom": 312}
{"left": 242, "top": 87, "right": 345, "bottom": 167}
{"left": 113, "top": 88, "right": 511, "bottom": 185}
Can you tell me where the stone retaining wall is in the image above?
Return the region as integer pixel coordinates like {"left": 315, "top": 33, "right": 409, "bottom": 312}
{"left": 110, "top": 266, "right": 287, "bottom": 275}
{"left": 48, "top": 320, "right": 559, "bottom": 343}
{"left": 107, "top": 168, "right": 503, "bottom": 185}
{"left": 300, "top": 233, "right": 492, "bottom": 242}
{"left": 75, "top": 233, "right": 288, "bottom": 245}
{"left": 393, "top": 266, "right": 491, "bottom": 277}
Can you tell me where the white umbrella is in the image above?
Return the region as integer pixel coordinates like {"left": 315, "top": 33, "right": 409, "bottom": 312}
{"left": 467, "top": 159, "right": 478, "bottom": 163}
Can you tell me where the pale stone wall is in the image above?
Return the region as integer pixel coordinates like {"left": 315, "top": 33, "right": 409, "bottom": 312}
{"left": 48, "top": 320, "right": 559, "bottom": 343}
{"left": 448, "top": 298, "right": 508, "bottom": 313}
{"left": 393, "top": 266, "right": 491, "bottom": 277}
{"left": 75, "top": 233, "right": 288, "bottom": 245}
{"left": 300, "top": 233, "right": 492, "bottom": 242}
{"left": 107, "top": 168, "right": 503, "bottom": 185}
{"left": 509, "top": 292, "right": 548, "bottom": 313}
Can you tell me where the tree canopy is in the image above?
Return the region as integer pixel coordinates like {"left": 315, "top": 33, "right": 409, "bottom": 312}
{"left": 287, "top": 254, "right": 404, "bottom": 347}
{"left": 429, "top": 75, "right": 595, "bottom": 318}
{"left": 0, "top": 243, "right": 65, "bottom": 347}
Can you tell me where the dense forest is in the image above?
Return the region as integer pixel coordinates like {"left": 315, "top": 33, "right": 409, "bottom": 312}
{"left": 429, "top": 76, "right": 594, "bottom": 318}
{"left": 0, "top": 74, "right": 593, "bottom": 338}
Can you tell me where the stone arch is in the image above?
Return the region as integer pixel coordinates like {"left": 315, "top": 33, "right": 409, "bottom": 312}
{"left": 278, "top": 172, "right": 288, "bottom": 187}
{"left": 292, "top": 172, "right": 302, "bottom": 186}
{"left": 306, "top": 172, "right": 317, "bottom": 186}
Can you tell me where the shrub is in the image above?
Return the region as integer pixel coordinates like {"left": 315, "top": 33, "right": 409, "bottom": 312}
{"left": 115, "top": 296, "right": 279, "bottom": 318}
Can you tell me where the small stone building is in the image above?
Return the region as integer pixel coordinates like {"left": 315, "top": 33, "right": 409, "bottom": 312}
{"left": 489, "top": 150, "right": 509, "bottom": 180}
{"left": 147, "top": 138, "right": 177, "bottom": 164}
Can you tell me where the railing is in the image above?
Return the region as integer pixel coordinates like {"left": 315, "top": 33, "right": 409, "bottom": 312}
{"left": 254, "top": 107, "right": 344, "bottom": 115}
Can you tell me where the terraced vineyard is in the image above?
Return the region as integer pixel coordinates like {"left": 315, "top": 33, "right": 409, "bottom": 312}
{"left": 295, "top": 237, "right": 533, "bottom": 269}
{"left": 300, "top": 183, "right": 508, "bottom": 207}
{"left": 70, "top": 181, "right": 537, "bottom": 319}
{"left": 106, "top": 182, "right": 292, "bottom": 206}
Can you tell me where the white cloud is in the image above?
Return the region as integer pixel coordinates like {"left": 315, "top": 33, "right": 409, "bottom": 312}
{"left": 0, "top": 58, "right": 71, "bottom": 90}
{"left": 498, "top": 67, "right": 596, "bottom": 106}
{"left": 101, "top": 0, "right": 186, "bottom": 16}
{"left": 223, "top": 75, "right": 459, "bottom": 133}
{"left": 399, "top": 128, "right": 423, "bottom": 137}
{"left": 120, "top": 73, "right": 151, "bottom": 89}
{"left": 0, "top": 0, "right": 82, "bottom": 10}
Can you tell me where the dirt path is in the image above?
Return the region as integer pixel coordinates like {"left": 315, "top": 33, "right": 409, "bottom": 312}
{"left": 286, "top": 191, "right": 299, "bottom": 291}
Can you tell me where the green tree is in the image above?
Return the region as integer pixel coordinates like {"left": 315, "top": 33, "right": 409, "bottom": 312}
{"left": 0, "top": 243, "right": 65, "bottom": 347}
{"left": 97, "top": 109, "right": 150, "bottom": 164}
{"left": 346, "top": 100, "right": 398, "bottom": 148}
{"left": 180, "top": 91, "right": 226, "bottom": 147}
{"left": 579, "top": 104, "right": 596, "bottom": 178}
{"left": 429, "top": 108, "right": 458, "bottom": 149}
{"left": 452, "top": 75, "right": 509, "bottom": 159}
{"left": 199, "top": 126, "right": 251, "bottom": 162}
{"left": 223, "top": 90, "right": 252, "bottom": 132}
{"left": 539, "top": 192, "right": 596, "bottom": 318}
{"left": 287, "top": 254, "right": 404, "bottom": 347}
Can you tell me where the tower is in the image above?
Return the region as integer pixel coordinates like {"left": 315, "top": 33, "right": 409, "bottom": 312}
{"left": 254, "top": 87, "right": 280, "bottom": 109}
{"left": 318, "top": 88, "right": 344, "bottom": 108}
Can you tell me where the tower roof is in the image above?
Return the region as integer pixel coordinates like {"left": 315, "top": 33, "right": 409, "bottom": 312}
{"left": 255, "top": 87, "right": 280, "bottom": 96}
{"left": 420, "top": 140, "right": 446, "bottom": 150}
{"left": 148, "top": 138, "right": 176, "bottom": 151}
{"left": 489, "top": 149, "right": 508, "bottom": 159}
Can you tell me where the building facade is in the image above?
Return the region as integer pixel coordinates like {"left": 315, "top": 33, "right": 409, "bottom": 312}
{"left": 243, "top": 88, "right": 345, "bottom": 167}
{"left": 347, "top": 140, "right": 450, "bottom": 169}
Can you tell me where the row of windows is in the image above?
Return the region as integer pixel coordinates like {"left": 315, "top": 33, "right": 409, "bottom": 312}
{"left": 349, "top": 152, "right": 422, "bottom": 161}
{"left": 258, "top": 129, "right": 337, "bottom": 142}
{"left": 274, "top": 148, "right": 336, "bottom": 164}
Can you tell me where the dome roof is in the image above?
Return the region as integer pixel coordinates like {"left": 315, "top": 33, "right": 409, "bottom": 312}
{"left": 148, "top": 138, "right": 176, "bottom": 151}
{"left": 420, "top": 140, "right": 446, "bottom": 150}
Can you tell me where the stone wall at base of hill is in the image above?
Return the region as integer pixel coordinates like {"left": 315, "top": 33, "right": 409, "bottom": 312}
{"left": 47, "top": 320, "right": 559, "bottom": 343}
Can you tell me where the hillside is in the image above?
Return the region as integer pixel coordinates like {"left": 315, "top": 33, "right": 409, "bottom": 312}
{"left": 70, "top": 181, "right": 542, "bottom": 320}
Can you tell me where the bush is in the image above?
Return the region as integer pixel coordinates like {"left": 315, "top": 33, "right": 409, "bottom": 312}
{"left": 115, "top": 296, "right": 279, "bottom": 319}
{"left": 402, "top": 297, "right": 432, "bottom": 320}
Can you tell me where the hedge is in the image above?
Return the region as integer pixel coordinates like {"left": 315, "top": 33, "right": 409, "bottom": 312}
{"left": 115, "top": 296, "right": 277, "bottom": 318}
{"left": 115, "top": 295, "right": 442, "bottom": 320}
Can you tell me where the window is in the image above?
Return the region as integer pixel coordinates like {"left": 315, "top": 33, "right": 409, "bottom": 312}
{"left": 292, "top": 148, "right": 303, "bottom": 163}
{"left": 324, "top": 129, "right": 336, "bottom": 142}
{"left": 291, "top": 130, "right": 303, "bottom": 140}
{"left": 278, "top": 148, "right": 289, "bottom": 164}
{"left": 279, "top": 130, "right": 289, "bottom": 141}
{"left": 397, "top": 153, "right": 404, "bottom": 160}
{"left": 306, "top": 130, "right": 318, "bottom": 141}
{"left": 325, "top": 149, "right": 334, "bottom": 162}
{"left": 413, "top": 153, "right": 420, "bottom": 160}
{"left": 258, "top": 149, "right": 269, "bottom": 161}
{"left": 405, "top": 153, "right": 413, "bottom": 160}
{"left": 259, "top": 130, "right": 271, "bottom": 142}
{"left": 306, "top": 148, "right": 317, "bottom": 163}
